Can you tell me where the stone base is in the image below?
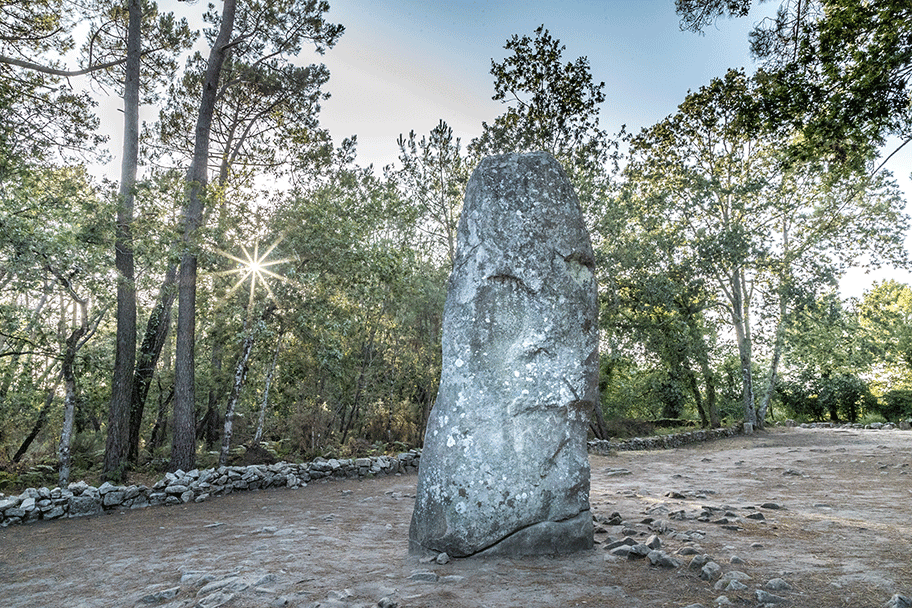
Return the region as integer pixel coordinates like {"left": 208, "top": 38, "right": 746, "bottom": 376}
{"left": 475, "top": 511, "right": 594, "bottom": 557}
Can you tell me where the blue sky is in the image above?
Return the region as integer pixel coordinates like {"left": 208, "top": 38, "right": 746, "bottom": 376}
{"left": 314, "top": 0, "right": 911, "bottom": 297}
{"left": 318, "top": 0, "right": 769, "bottom": 168}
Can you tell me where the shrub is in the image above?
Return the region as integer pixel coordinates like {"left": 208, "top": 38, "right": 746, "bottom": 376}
{"left": 874, "top": 389, "right": 912, "bottom": 422}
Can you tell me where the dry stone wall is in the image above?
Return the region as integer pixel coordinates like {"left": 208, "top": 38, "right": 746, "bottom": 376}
{"left": 587, "top": 425, "right": 745, "bottom": 455}
{"left": 4, "top": 420, "right": 907, "bottom": 528}
{"left": 0, "top": 451, "right": 420, "bottom": 528}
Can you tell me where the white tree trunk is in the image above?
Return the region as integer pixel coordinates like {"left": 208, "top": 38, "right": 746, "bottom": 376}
{"left": 218, "top": 331, "right": 256, "bottom": 466}
{"left": 58, "top": 376, "right": 77, "bottom": 487}
{"left": 254, "top": 333, "right": 283, "bottom": 444}
{"left": 730, "top": 271, "right": 756, "bottom": 426}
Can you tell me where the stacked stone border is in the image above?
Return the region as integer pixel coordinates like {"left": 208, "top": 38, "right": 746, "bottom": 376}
{"left": 0, "top": 451, "right": 420, "bottom": 528}
{"left": 3, "top": 420, "right": 909, "bottom": 528}
{"left": 587, "top": 423, "right": 745, "bottom": 455}
{"left": 587, "top": 419, "right": 909, "bottom": 455}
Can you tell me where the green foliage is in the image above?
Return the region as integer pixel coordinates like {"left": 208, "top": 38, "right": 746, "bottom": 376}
{"left": 470, "top": 26, "right": 617, "bottom": 217}
{"left": 857, "top": 280, "right": 912, "bottom": 390}
{"left": 874, "top": 390, "right": 912, "bottom": 422}
{"left": 389, "top": 120, "right": 469, "bottom": 267}
{"left": 74, "top": 0, "right": 195, "bottom": 102}
{"left": 676, "top": 0, "right": 752, "bottom": 33}
{"left": 0, "top": 164, "right": 114, "bottom": 462}
{"left": 472, "top": 25, "right": 606, "bottom": 159}
{"left": 0, "top": 1, "right": 102, "bottom": 168}
{"left": 680, "top": 0, "right": 912, "bottom": 171}
{"left": 776, "top": 373, "right": 824, "bottom": 421}
{"left": 777, "top": 371, "right": 876, "bottom": 423}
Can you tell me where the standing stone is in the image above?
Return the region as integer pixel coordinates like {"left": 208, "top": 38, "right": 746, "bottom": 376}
{"left": 409, "top": 151, "right": 598, "bottom": 557}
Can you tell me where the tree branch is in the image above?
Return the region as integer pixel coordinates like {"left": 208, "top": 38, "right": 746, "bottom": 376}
{"left": 0, "top": 45, "right": 166, "bottom": 77}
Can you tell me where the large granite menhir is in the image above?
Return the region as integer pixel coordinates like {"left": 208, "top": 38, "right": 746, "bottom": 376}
{"left": 409, "top": 151, "right": 598, "bottom": 557}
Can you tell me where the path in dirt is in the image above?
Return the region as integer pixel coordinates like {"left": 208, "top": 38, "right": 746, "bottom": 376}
{"left": 1, "top": 427, "right": 910, "bottom": 608}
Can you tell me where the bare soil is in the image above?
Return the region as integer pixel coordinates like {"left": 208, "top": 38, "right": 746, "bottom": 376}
{"left": 1, "top": 426, "right": 910, "bottom": 608}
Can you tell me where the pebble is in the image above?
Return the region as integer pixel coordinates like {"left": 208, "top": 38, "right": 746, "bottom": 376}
{"left": 626, "top": 544, "right": 651, "bottom": 560}
{"left": 886, "top": 594, "right": 912, "bottom": 608}
{"left": 766, "top": 578, "right": 792, "bottom": 590}
{"left": 138, "top": 586, "right": 181, "bottom": 603}
{"left": 756, "top": 589, "right": 787, "bottom": 604}
{"left": 407, "top": 570, "right": 439, "bottom": 582}
{"left": 646, "top": 550, "right": 680, "bottom": 568}
{"left": 700, "top": 561, "right": 722, "bottom": 581}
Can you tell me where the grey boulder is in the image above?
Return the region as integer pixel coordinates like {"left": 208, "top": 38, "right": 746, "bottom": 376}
{"left": 410, "top": 152, "right": 598, "bottom": 557}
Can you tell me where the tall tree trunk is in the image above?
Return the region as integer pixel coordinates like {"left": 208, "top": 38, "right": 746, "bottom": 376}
{"left": 128, "top": 264, "right": 177, "bottom": 463}
{"left": 13, "top": 377, "right": 60, "bottom": 462}
{"left": 730, "top": 271, "right": 756, "bottom": 426}
{"left": 171, "top": 0, "right": 237, "bottom": 472}
{"left": 218, "top": 330, "right": 256, "bottom": 466}
{"left": 699, "top": 357, "right": 720, "bottom": 428}
{"left": 199, "top": 340, "right": 224, "bottom": 448}
{"left": 686, "top": 367, "right": 709, "bottom": 428}
{"left": 758, "top": 221, "right": 792, "bottom": 429}
{"left": 58, "top": 304, "right": 88, "bottom": 488}
{"left": 254, "top": 332, "right": 283, "bottom": 444}
{"left": 758, "top": 301, "right": 787, "bottom": 428}
{"left": 104, "top": 0, "right": 142, "bottom": 481}
{"left": 148, "top": 379, "right": 173, "bottom": 454}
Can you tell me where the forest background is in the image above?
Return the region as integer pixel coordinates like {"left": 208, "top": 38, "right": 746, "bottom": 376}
{"left": 2, "top": 0, "right": 911, "bottom": 490}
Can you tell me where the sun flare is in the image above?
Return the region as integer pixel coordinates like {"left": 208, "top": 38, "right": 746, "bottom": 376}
{"left": 215, "top": 238, "right": 289, "bottom": 309}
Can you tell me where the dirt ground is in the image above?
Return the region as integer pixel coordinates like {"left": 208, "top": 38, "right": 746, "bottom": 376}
{"left": 1, "top": 426, "right": 910, "bottom": 608}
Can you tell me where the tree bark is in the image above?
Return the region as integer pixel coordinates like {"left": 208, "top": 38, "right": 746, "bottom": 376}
{"left": 730, "top": 271, "right": 756, "bottom": 426}
{"left": 254, "top": 332, "right": 283, "bottom": 444}
{"left": 758, "top": 324, "right": 784, "bottom": 427}
{"left": 687, "top": 367, "right": 709, "bottom": 428}
{"left": 758, "top": 220, "right": 793, "bottom": 428}
{"left": 199, "top": 340, "right": 224, "bottom": 448}
{"left": 103, "top": 0, "right": 141, "bottom": 481}
{"left": 58, "top": 301, "right": 89, "bottom": 488}
{"left": 699, "top": 357, "right": 720, "bottom": 428}
{"left": 148, "top": 379, "right": 173, "bottom": 454}
{"left": 13, "top": 378, "right": 60, "bottom": 462}
{"left": 218, "top": 330, "right": 256, "bottom": 466}
{"left": 170, "top": 0, "right": 237, "bottom": 472}
{"left": 127, "top": 264, "right": 177, "bottom": 463}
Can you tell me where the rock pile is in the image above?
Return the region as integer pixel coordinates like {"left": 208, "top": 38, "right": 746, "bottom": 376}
{"left": 592, "top": 505, "right": 907, "bottom": 608}
{"left": 0, "top": 451, "right": 419, "bottom": 527}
